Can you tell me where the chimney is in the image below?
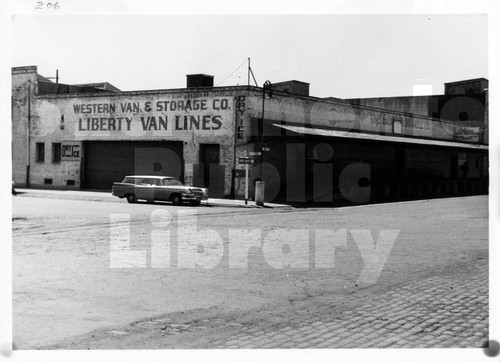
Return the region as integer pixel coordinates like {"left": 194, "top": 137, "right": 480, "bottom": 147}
{"left": 186, "top": 74, "right": 214, "bottom": 88}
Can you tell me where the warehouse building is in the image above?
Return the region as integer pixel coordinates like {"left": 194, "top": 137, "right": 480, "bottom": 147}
{"left": 11, "top": 65, "right": 488, "bottom": 205}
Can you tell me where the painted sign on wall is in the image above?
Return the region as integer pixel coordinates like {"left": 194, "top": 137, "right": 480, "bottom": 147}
{"left": 61, "top": 141, "right": 81, "bottom": 161}
{"left": 455, "top": 126, "right": 480, "bottom": 143}
{"left": 65, "top": 96, "right": 234, "bottom": 138}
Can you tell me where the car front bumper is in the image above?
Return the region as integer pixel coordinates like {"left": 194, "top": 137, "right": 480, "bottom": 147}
{"left": 182, "top": 194, "right": 208, "bottom": 201}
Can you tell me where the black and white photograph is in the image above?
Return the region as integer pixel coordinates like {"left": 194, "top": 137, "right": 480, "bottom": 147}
{"left": 1, "top": 1, "right": 499, "bottom": 361}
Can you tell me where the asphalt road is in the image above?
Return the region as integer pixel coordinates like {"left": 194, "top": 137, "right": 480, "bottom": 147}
{"left": 11, "top": 195, "right": 488, "bottom": 349}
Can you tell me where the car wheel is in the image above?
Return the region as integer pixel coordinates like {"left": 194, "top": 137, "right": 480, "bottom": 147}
{"left": 171, "top": 194, "right": 182, "bottom": 206}
{"left": 126, "top": 194, "right": 137, "bottom": 203}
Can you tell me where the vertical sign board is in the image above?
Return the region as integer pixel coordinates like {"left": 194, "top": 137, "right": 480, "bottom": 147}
{"left": 61, "top": 141, "right": 82, "bottom": 161}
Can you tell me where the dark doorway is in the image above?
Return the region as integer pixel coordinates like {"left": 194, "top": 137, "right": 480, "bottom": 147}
{"left": 395, "top": 148, "right": 406, "bottom": 179}
{"left": 200, "top": 143, "right": 220, "bottom": 186}
{"left": 83, "top": 141, "right": 184, "bottom": 190}
{"left": 450, "top": 153, "right": 458, "bottom": 179}
{"left": 193, "top": 143, "right": 225, "bottom": 197}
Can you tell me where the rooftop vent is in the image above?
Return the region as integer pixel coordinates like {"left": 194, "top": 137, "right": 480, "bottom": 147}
{"left": 186, "top": 74, "right": 214, "bottom": 88}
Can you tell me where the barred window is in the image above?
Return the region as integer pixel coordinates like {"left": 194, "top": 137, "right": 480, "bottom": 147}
{"left": 52, "top": 143, "right": 61, "bottom": 163}
{"left": 36, "top": 143, "right": 45, "bottom": 162}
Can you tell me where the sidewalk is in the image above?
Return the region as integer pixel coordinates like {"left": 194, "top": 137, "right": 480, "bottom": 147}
{"left": 13, "top": 188, "right": 292, "bottom": 209}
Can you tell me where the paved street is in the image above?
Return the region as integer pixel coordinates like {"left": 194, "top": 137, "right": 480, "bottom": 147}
{"left": 11, "top": 193, "right": 488, "bottom": 350}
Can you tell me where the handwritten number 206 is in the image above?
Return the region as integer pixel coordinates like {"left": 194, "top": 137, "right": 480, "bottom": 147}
{"left": 35, "top": 2, "right": 60, "bottom": 9}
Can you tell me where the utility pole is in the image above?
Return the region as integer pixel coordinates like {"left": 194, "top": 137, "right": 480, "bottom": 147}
{"left": 259, "top": 80, "right": 272, "bottom": 180}
{"left": 255, "top": 80, "right": 271, "bottom": 207}
{"left": 247, "top": 59, "right": 258, "bottom": 87}
{"left": 46, "top": 69, "right": 59, "bottom": 83}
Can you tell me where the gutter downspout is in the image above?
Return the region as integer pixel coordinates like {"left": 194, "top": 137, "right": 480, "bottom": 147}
{"left": 26, "top": 80, "right": 31, "bottom": 188}
{"left": 230, "top": 95, "right": 240, "bottom": 198}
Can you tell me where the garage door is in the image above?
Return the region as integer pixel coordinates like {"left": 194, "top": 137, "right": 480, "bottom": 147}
{"left": 83, "top": 141, "right": 184, "bottom": 190}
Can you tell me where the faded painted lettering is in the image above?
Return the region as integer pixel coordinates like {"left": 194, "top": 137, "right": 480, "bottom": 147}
{"left": 72, "top": 97, "right": 231, "bottom": 134}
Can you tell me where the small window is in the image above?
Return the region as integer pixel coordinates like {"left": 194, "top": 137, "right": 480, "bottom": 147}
{"left": 52, "top": 143, "right": 61, "bottom": 163}
{"left": 36, "top": 143, "right": 45, "bottom": 162}
{"left": 44, "top": 178, "right": 52, "bottom": 185}
{"left": 66, "top": 180, "right": 75, "bottom": 186}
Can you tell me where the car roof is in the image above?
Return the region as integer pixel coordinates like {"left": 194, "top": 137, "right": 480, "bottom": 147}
{"left": 125, "top": 175, "right": 177, "bottom": 179}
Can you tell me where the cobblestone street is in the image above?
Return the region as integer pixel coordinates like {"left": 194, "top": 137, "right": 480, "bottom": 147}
{"left": 209, "top": 257, "right": 488, "bottom": 348}
{"left": 48, "top": 251, "right": 488, "bottom": 350}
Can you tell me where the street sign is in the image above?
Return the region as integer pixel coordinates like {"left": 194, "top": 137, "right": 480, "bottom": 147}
{"left": 238, "top": 157, "right": 254, "bottom": 164}
{"left": 249, "top": 152, "right": 261, "bottom": 156}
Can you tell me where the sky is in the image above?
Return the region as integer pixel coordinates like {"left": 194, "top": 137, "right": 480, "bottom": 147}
{"left": 10, "top": 14, "right": 488, "bottom": 99}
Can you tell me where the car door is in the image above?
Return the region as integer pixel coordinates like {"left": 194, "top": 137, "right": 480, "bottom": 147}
{"left": 159, "top": 178, "right": 176, "bottom": 201}
{"left": 136, "top": 177, "right": 154, "bottom": 201}
{"left": 150, "top": 178, "right": 166, "bottom": 201}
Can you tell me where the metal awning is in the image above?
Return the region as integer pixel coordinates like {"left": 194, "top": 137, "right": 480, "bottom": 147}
{"left": 273, "top": 124, "right": 489, "bottom": 150}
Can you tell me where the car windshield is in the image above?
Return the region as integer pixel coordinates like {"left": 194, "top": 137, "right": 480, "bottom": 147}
{"left": 162, "top": 178, "right": 183, "bottom": 186}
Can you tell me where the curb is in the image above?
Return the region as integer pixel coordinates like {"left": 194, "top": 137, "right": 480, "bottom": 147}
{"left": 14, "top": 189, "right": 292, "bottom": 209}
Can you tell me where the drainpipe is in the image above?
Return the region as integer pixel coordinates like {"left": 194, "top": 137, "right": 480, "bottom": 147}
{"left": 26, "top": 80, "right": 31, "bottom": 188}
{"left": 230, "top": 95, "right": 239, "bottom": 199}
